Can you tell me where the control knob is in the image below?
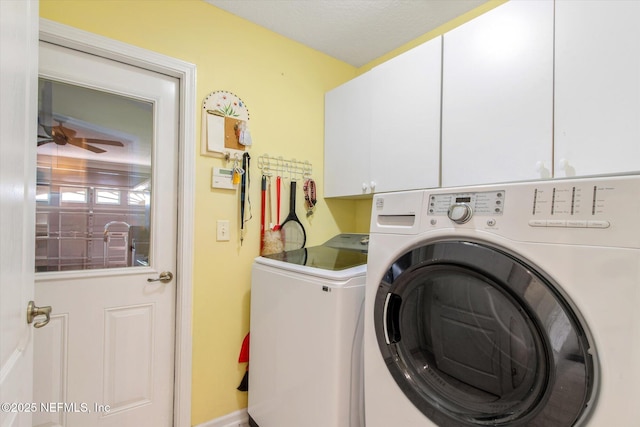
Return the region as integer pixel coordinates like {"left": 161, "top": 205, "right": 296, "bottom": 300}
{"left": 448, "top": 203, "right": 473, "bottom": 224}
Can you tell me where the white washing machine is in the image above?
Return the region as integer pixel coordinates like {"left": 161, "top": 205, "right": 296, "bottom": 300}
{"left": 248, "top": 234, "right": 369, "bottom": 427}
{"left": 364, "top": 174, "right": 640, "bottom": 426}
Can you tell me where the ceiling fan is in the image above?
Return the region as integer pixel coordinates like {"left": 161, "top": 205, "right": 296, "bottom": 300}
{"left": 38, "top": 79, "right": 125, "bottom": 154}
{"left": 37, "top": 119, "right": 125, "bottom": 154}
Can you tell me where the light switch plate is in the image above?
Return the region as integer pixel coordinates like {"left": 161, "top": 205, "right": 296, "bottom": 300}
{"left": 216, "top": 220, "right": 230, "bottom": 241}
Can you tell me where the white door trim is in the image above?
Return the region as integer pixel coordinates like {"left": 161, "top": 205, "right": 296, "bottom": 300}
{"left": 38, "top": 18, "right": 196, "bottom": 427}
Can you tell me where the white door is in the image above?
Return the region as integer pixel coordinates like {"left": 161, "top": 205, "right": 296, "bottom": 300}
{"left": 370, "top": 36, "right": 442, "bottom": 193}
{"left": 441, "top": 0, "right": 554, "bottom": 187}
{"left": 324, "top": 72, "right": 372, "bottom": 197}
{"left": 554, "top": 0, "right": 640, "bottom": 178}
{"left": 33, "top": 41, "right": 178, "bottom": 427}
{"left": 0, "top": 1, "right": 38, "bottom": 426}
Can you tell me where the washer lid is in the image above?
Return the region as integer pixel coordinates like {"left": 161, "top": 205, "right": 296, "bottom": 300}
{"left": 259, "top": 245, "right": 367, "bottom": 272}
{"left": 323, "top": 233, "right": 369, "bottom": 251}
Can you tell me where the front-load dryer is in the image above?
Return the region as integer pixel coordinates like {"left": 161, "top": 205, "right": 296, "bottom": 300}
{"left": 249, "top": 234, "right": 369, "bottom": 427}
{"left": 364, "top": 174, "right": 640, "bottom": 426}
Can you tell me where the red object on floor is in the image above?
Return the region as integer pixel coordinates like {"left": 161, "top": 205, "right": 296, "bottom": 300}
{"left": 238, "top": 332, "right": 250, "bottom": 363}
{"left": 237, "top": 332, "right": 250, "bottom": 391}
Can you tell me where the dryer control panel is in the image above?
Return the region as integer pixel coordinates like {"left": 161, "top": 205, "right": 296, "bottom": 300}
{"left": 427, "top": 190, "right": 505, "bottom": 217}
{"left": 419, "top": 174, "right": 640, "bottom": 248}
{"left": 526, "top": 181, "right": 615, "bottom": 229}
{"left": 371, "top": 174, "right": 640, "bottom": 248}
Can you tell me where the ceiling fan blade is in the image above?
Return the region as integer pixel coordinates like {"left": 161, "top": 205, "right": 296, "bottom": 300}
{"left": 67, "top": 138, "right": 107, "bottom": 154}
{"left": 56, "top": 123, "right": 77, "bottom": 138}
{"left": 37, "top": 139, "right": 54, "bottom": 146}
{"left": 80, "top": 138, "right": 124, "bottom": 147}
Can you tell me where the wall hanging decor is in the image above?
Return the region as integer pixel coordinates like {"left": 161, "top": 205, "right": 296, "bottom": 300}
{"left": 256, "top": 154, "right": 312, "bottom": 182}
{"left": 200, "top": 90, "right": 252, "bottom": 158}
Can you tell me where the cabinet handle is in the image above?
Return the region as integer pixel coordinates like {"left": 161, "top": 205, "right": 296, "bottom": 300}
{"left": 559, "top": 159, "right": 568, "bottom": 169}
{"left": 535, "top": 161, "right": 550, "bottom": 179}
{"left": 558, "top": 158, "right": 575, "bottom": 177}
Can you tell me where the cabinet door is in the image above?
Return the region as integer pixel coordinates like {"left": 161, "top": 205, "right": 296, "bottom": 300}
{"left": 370, "top": 36, "right": 442, "bottom": 193}
{"left": 554, "top": 1, "right": 640, "bottom": 178}
{"left": 441, "top": 0, "right": 554, "bottom": 187}
{"left": 324, "top": 72, "right": 372, "bottom": 197}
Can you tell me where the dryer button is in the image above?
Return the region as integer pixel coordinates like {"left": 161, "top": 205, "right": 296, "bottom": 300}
{"left": 547, "top": 220, "right": 566, "bottom": 227}
{"left": 567, "top": 220, "right": 588, "bottom": 228}
{"left": 528, "top": 219, "right": 547, "bottom": 227}
{"left": 587, "top": 220, "right": 610, "bottom": 228}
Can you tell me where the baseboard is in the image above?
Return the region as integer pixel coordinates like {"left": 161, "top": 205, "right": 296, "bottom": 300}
{"left": 193, "top": 409, "right": 249, "bottom": 427}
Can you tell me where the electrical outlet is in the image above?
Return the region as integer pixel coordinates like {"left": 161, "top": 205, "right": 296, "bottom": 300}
{"left": 217, "top": 220, "right": 230, "bottom": 241}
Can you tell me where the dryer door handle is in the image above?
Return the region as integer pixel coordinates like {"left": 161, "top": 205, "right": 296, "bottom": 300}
{"left": 383, "top": 293, "right": 402, "bottom": 344}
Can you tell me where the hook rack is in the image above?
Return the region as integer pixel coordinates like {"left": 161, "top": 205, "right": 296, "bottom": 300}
{"left": 257, "top": 154, "right": 312, "bottom": 181}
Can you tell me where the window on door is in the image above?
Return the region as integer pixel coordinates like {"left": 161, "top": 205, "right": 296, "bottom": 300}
{"left": 35, "top": 78, "right": 153, "bottom": 272}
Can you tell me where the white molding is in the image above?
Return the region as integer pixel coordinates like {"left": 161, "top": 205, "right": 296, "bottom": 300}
{"left": 194, "top": 409, "right": 249, "bottom": 427}
{"left": 38, "top": 18, "right": 196, "bottom": 427}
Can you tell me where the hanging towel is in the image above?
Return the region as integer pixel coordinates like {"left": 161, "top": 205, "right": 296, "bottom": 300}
{"left": 237, "top": 332, "right": 250, "bottom": 391}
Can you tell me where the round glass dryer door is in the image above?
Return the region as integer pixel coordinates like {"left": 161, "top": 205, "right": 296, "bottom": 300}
{"left": 374, "top": 240, "right": 595, "bottom": 426}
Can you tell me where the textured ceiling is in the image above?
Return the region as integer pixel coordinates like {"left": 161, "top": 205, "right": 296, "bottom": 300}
{"left": 205, "top": 0, "right": 488, "bottom": 67}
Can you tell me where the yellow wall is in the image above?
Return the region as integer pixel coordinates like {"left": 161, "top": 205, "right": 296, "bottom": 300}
{"left": 40, "top": 0, "right": 506, "bottom": 424}
{"left": 40, "top": 0, "right": 359, "bottom": 424}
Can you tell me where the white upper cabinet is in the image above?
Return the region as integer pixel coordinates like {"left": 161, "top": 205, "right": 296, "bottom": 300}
{"left": 324, "top": 37, "right": 442, "bottom": 197}
{"left": 324, "top": 72, "right": 372, "bottom": 198}
{"left": 370, "top": 36, "right": 442, "bottom": 194}
{"left": 441, "top": 0, "right": 554, "bottom": 187}
{"left": 325, "top": 0, "right": 639, "bottom": 198}
{"left": 554, "top": 0, "right": 640, "bottom": 178}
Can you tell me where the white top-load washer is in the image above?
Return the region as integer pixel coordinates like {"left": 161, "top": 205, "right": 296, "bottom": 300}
{"left": 364, "top": 174, "right": 640, "bottom": 426}
{"left": 248, "top": 234, "right": 369, "bottom": 427}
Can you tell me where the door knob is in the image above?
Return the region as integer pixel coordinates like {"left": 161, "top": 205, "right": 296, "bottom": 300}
{"left": 147, "top": 271, "right": 173, "bottom": 283}
{"left": 27, "top": 300, "right": 52, "bottom": 328}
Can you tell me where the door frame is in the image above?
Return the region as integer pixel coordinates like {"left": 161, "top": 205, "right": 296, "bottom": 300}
{"left": 39, "top": 18, "right": 196, "bottom": 427}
